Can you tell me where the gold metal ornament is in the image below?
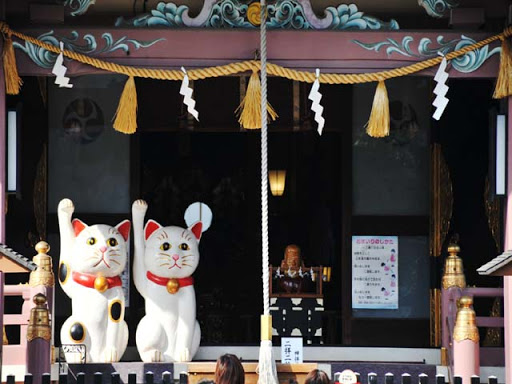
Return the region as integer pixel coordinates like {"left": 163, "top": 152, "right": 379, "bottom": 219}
{"left": 442, "top": 243, "right": 466, "bottom": 289}
{"left": 94, "top": 276, "right": 109, "bottom": 293}
{"left": 247, "top": 2, "right": 261, "bottom": 26}
{"left": 29, "top": 241, "right": 55, "bottom": 287}
{"left": 167, "top": 278, "right": 180, "bottom": 294}
{"left": 26, "top": 294, "right": 51, "bottom": 342}
{"left": 3, "top": 325, "right": 8, "bottom": 345}
{"left": 453, "top": 296, "right": 479, "bottom": 343}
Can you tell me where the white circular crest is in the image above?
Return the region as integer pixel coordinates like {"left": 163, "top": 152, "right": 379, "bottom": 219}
{"left": 184, "top": 202, "right": 212, "bottom": 232}
{"left": 337, "top": 370, "right": 357, "bottom": 384}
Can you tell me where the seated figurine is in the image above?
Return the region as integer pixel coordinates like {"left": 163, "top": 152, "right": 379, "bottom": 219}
{"left": 280, "top": 244, "right": 305, "bottom": 276}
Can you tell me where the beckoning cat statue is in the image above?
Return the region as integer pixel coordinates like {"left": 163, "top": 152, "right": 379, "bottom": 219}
{"left": 132, "top": 199, "right": 203, "bottom": 362}
{"left": 58, "top": 198, "right": 131, "bottom": 363}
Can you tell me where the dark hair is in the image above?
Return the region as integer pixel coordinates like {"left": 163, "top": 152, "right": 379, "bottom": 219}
{"left": 214, "top": 354, "right": 245, "bottom": 384}
{"left": 305, "top": 369, "right": 330, "bottom": 384}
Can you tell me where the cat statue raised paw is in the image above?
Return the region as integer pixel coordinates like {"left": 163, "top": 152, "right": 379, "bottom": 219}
{"left": 58, "top": 198, "right": 130, "bottom": 363}
{"left": 132, "top": 199, "right": 203, "bottom": 362}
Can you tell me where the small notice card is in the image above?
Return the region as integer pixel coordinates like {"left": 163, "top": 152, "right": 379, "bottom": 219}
{"left": 352, "top": 236, "right": 398, "bottom": 309}
{"left": 281, "top": 337, "right": 303, "bottom": 364}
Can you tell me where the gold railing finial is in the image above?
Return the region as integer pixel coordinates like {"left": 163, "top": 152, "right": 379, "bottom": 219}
{"left": 442, "top": 240, "right": 466, "bottom": 289}
{"left": 453, "top": 296, "right": 479, "bottom": 342}
{"left": 27, "top": 294, "right": 51, "bottom": 342}
{"left": 29, "top": 241, "right": 55, "bottom": 287}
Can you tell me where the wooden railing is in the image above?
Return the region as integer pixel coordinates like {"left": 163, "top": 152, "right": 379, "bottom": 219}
{"left": 442, "top": 286, "right": 504, "bottom": 367}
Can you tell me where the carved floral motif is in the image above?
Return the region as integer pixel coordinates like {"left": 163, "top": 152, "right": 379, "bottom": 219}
{"left": 13, "top": 30, "right": 165, "bottom": 69}
{"left": 115, "top": 0, "right": 399, "bottom": 30}
{"left": 64, "top": 0, "right": 96, "bottom": 16}
{"left": 418, "top": 0, "right": 458, "bottom": 18}
{"left": 353, "top": 35, "right": 501, "bottom": 73}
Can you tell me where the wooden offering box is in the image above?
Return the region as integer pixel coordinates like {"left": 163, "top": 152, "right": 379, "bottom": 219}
{"left": 186, "top": 362, "right": 318, "bottom": 384}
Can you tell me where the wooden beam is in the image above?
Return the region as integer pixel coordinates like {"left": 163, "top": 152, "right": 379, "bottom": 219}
{"left": 12, "top": 28, "right": 500, "bottom": 78}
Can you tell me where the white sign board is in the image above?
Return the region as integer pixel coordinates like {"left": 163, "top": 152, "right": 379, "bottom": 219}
{"left": 281, "top": 337, "right": 303, "bottom": 364}
{"left": 352, "top": 236, "right": 398, "bottom": 309}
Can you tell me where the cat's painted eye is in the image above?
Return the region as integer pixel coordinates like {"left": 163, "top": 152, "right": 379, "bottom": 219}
{"left": 179, "top": 243, "right": 189, "bottom": 251}
{"left": 160, "top": 242, "right": 170, "bottom": 251}
{"left": 108, "top": 238, "right": 118, "bottom": 247}
{"left": 87, "top": 237, "right": 96, "bottom": 246}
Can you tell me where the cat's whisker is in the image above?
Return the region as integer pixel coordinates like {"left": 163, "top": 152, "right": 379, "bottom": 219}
{"left": 93, "top": 259, "right": 103, "bottom": 267}
{"left": 159, "top": 263, "right": 171, "bottom": 267}
{"left": 84, "top": 256, "right": 101, "bottom": 262}
{"left": 158, "top": 253, "right": 171, "bottom": 257}
{"left": 110, "top": 260, "right": 121, "bottom": 265}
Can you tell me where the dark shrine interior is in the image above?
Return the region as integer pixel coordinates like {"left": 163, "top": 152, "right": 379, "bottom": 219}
{"left": 3, "top": 74, "right": 503, "bottom": 350}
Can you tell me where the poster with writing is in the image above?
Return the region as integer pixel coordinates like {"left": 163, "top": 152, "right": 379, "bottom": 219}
{"left": 352, "top": 236, "right": 398, "bottom": 309}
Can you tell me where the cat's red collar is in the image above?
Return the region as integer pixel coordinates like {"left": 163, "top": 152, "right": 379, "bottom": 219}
{"left": 146, "top": 271, "right": 194, "bottom": 294}
{"left": 72, "top": 271, "right": 122, "bottom": 293}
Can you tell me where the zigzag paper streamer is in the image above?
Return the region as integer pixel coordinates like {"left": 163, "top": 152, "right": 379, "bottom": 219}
{"left": 52, "top": 42, "right": 73, "bottom": 88}
{"left": 180, "top": 67, "right": 199, "bottom": 121}
{"left": 308, "top": 68, "right": 325, "bottom": 135}
{"left": 432, "top": 56, "right": 449, "bottom": 120}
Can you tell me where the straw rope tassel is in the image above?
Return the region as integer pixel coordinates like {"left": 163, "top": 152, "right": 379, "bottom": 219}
{"left": 493, "top": 36, "right": 512, "bottom": 99}
{"left": 236, "top": 70, "right": 277, "bottom": 129}
{"left": 366, "top": 80, "right": 390, "bottom": 138}
{"left": 3, "top": 33, "right": 22, "bottom": 95}
{"left": 113, "top": 76, "right": 138, "bottom": 134}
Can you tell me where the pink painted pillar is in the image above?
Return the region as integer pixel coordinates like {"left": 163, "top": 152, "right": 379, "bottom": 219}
{"left": 452, "top": 296, "right": 479, "bottom": 383}
{"left": 504, "top": 97, "right": 512, "bottom": 384}
{"left": 0, "top": 37, "right": 5, "bottom": 243}
{"left": 454, "top": 340, "right": 480, "bottom": 383}
{"left": 0, "top": 271, "right": 4, "bottom": 381}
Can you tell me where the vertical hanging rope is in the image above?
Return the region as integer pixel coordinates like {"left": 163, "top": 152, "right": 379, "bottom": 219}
{"left": 260, "top": 0, "right": 269, "bottom": 321}
{"left": 258, "top": 0, "right": 279, "bottom": 382}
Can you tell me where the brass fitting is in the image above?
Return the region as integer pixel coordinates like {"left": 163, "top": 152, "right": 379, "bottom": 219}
{"left": 29, "top": 241, "right": 55, "bottom": 287}
{"left": 453, "top": 296, "right": 479, "bottom": 343}
{"left": 442, "top": 243, "right": 466, "bottom": 289}
{"left": 27, "top": 294, "right": 51, "bottom": 342}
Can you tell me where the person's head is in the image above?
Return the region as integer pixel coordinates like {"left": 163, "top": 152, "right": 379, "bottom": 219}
{"left": 305, "top": 369, "right": 330, "bottom": 384}
{"left": 214, "top": 354, "right": 245, "bottom": 384}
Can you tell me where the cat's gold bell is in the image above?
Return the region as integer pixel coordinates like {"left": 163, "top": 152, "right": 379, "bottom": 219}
{"left": 167, "top": 279, "right": 179, "bottom": 294}
{"left": 94, "top": 276, "right": 109, "bottom": 293}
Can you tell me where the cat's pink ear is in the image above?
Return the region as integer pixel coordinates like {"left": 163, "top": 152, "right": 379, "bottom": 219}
{"left": 145, "top": 220, "right": 162, "bottom": 240}
{"left": 72, "top": 219, "right": 87, "bottom": 237}
{"left": 116, "top": 220, "right": 131, "bottom": 242}
{"left": 189, "top": 222, "right": 203, "bottom": 241}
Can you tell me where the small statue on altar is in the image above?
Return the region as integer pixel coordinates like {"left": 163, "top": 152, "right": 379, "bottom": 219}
{"left": 277, "top": 245, "right": 312, "bottom": 293}
{"left": 280, "top": 244, "right": 305, "bottom": 276}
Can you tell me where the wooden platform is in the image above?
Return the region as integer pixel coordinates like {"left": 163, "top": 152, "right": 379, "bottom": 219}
{"left": 187, "top": 362, "right": 318, "bottom": 384}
